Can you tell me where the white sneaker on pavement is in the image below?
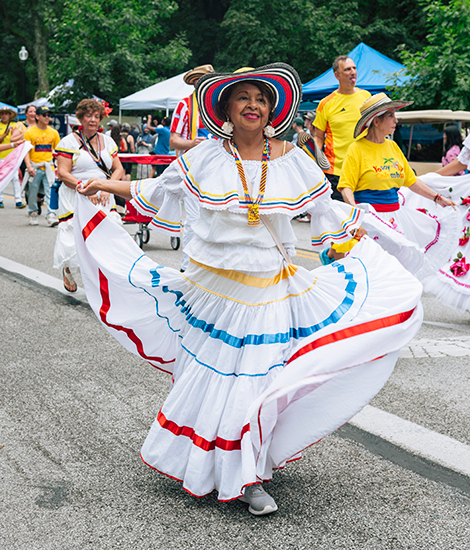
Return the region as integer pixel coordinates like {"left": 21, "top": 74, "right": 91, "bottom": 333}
{"left": 239, "top": 484, "right": 278, "bottom": 516}
{"left": 45, "top": 212, "right": 59, "bottom": 227}
{"left": 29, "top": 213, "right": 39, "bottom": 226}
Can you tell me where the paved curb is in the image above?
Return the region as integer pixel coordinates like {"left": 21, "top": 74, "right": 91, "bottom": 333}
{"left": 0, "top": 255, "right": 88, "bottom": 305}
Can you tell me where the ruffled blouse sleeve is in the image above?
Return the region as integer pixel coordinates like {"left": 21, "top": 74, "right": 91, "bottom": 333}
{"left": 129, "top": 161, "right": 187, "bottom": 234}
{"left": 306, "top": 188, "right": 364, "bottom": 250}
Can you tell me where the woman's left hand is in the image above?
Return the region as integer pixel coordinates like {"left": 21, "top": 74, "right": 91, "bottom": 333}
{"left": 437, "top": 195, "right": 457, "bottom": 209}
{"left": 99, "top": 191, "right": 110, "bottom": 206}
{"left": 11, "top": 137, "right": 25, "bottom": 147}
{"left": 88, "top": 194, "right": 101, "bottom": 205}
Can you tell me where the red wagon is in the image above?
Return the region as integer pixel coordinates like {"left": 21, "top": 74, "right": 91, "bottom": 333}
{"left": 123, "top": 201, "right": 180, "bottom": 250}
{"left": 118, "top": 153, "right": 180, "bottom": 250}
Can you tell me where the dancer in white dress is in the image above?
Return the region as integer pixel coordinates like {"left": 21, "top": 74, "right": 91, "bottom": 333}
{"left": 398, "top": 133, "right": 470, "bottom": 311}
{"left": 330, "top": 93, "right": 457, "bottom": 280}
{"left": 54, "top": 99, "right": 124, "bottom": 292}
{"left": 73, "top": 65, "right": 423, "bottom": 515}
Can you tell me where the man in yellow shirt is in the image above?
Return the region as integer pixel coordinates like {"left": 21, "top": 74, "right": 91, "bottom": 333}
{"left": 24, "top": 106, "right": 60, "bottom": 226}
{"left": 313, "top": 56, "right": 371, "bottom": 201}
{"left": 0, "top": 106, "right": 25, "bottom": 208}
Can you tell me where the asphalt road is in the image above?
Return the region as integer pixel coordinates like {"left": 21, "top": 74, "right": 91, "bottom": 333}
{"left": 1, "top": 188, "right": 469, "bottom": 549}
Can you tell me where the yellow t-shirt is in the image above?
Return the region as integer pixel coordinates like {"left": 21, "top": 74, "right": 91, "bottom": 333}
{"left": 24, "top": 125, "right": 60, "bottom": 165}
{"left": 338, "top": 138, "right": 417, "bottom": 205}
{"left": 0, "top": 121, "right": 18, "bottom": 159}
{"left": 313, "top": 88, "right": 371, "bottom": 176}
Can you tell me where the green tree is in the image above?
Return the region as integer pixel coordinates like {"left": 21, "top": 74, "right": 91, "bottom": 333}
{"left": 0, "top": 0, "right": 63, "bottom": 102}
{"left": 0, "top": 0, "right": 432, "bottom": 107}
{"left": 159, "top": 0, "right": 230, "bottom": 69}
{"left": 389, "top": 0, "right": 470, "bottom": 110}
{"left": 211, "top": 0, "right": 427, "bottom": 83}
{"left": 48, "top": 0, "right": 191, "bottom": 110}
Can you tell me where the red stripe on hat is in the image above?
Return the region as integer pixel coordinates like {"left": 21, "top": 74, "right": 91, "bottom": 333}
{"left": 82, "top": 210, "right": 106, "bottom": 241}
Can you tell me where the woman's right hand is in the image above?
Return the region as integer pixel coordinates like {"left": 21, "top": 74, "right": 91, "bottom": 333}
{"left": 11, "top": 137, "right": 25, "bottom": 147}
{"left": 77, "top": 177, "right": 108, "bottom": 195}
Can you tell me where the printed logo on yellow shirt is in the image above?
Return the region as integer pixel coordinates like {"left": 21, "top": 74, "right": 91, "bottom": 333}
{"left": 373, "top": 157, "right": 405, "bottom": 180}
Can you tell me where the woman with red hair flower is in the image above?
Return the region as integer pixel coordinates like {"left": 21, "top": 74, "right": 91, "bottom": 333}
{"left": 54, "top": 98, "right": 124, "bottom": 292}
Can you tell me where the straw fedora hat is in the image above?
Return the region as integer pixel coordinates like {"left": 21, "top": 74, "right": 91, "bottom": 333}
{"left": 354, "top": 93, "right": 413, "bottom": 138}
{"left": 196, "top": 63, "right": 302, "bottom": 140}
{"left": 183, "top": 65, "right": 215, "bottom": 86}
{"left": 0, "top": 106, "right": 17, "bottom": 120}
{"left": 297, "top": 132, "right": 331, "bottom": 171}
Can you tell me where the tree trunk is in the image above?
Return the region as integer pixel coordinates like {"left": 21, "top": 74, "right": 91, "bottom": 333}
{"left": 33, "top": 15, "right": 49, "bottom": 96}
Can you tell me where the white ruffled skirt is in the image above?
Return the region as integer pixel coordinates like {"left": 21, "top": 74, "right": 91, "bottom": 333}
{"left": 358, "top": 194, "right": 458, "bottom": 280}
{"left": 74, "top": 194, "right": 423, "bottom": 501}
{"left": 401, "top": 173, "right": 470, "bottom": 312}
{"left": 53, "top": 184, "right": 122, "bottom": 273}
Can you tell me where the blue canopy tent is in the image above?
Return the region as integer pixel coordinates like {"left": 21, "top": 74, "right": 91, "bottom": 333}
{"left": 302, "top": 43, "right": 409, "bottom": 101}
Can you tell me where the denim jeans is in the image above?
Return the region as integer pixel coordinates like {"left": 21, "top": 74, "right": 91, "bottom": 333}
{"left": 27, "top": 169, "right": 52, "bottom": 215}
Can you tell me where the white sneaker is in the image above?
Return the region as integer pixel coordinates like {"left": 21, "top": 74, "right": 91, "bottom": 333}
{"left": 239, "top": 484, "right": 278, "bottom": 516}
{"left": 29, "top": 213, "right": 39, "bottom": 226}
{"left": 46, "top": 212, "right": 59, "bottom": 227}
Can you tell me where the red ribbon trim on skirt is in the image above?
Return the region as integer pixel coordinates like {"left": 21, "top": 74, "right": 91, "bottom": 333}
{"left": 287, "top": 307, "right": 415, "bottom": 365}
{"left": 82, "top": 210, "right": 106, "bottom": 240}
{"left": 98, "top": 269, "right": 174, "bottom": 370}
{"left": 156, "top": 308, "right": 416, "bottom": 454}
{"left": 157, "top": 410, "right": 246, "bottom": 451}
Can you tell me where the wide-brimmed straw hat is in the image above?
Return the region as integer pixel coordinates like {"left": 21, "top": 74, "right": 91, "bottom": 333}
{"left": 354, "top": 93, "right": 413, "bottom": 138}
{"left": 196, "top": 63, "right": 302, "bottom": 140}
{"left": 0, "top": 106, "right": 17, "bottom": 120}
{"left": 304, "top": 110, "right": 316, "bottom": 121}
{"left": 183, "top": 64, "right": 215, "bottom": 86}
{"left": 297, "top": 132, "right": 331, "bottom": 171}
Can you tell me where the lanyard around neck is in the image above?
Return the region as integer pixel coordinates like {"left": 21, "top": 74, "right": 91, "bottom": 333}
{"left": 79, "top": 129, "right": 101, "bottom": 165}
{"left": 229, "top": 138, "right": 270, "bottom": 226}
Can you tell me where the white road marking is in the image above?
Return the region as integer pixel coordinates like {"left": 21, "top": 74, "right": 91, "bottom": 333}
{"left": 0, "top": 255, "right": 88, "bottom": 304}
{"left": 350, "top": 405, "right": 470, "bottom": 478}
{"left": 2, "top": 255, "right": 470, "bottom": 478}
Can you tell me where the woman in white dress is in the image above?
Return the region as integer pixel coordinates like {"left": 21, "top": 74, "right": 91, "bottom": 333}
{"left": 327, "top": 93, "right": 457, "bottom": 281}
{"left": 398, "top": 132, "right": 470, "bottom": 311}
{"left": 73, "top": 65, "right": 422, "bottom": 515}
{"left": 54, "top": 99, "right": 124, "bottom": 292}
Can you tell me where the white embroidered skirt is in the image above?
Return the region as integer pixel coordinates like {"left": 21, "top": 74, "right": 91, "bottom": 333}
{"left": 358, "top": 196, "right": 458, "bottom": 281}
{"left": 401, "top": 173, "right": 470, "bottom": 312}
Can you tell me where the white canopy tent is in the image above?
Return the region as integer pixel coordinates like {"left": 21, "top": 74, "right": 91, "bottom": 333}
{"left": 119, "top": 72, "right": 193, "bottom": 119}
{"left": 17, "top": 80, "right": 103, "bottom": 116}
